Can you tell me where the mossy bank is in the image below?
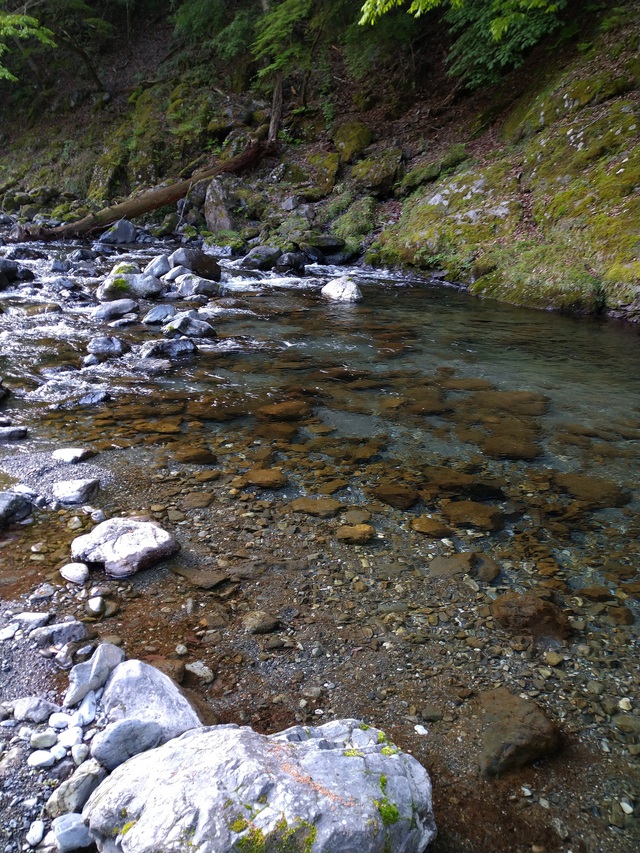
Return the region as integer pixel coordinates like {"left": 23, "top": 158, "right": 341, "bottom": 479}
{"left": 1, "top": 3, "right": 638, "bottom": 321}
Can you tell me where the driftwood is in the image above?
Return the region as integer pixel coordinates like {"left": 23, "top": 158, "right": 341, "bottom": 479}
{"left": 19, "top": 141, "right": 274, "bottom": 242}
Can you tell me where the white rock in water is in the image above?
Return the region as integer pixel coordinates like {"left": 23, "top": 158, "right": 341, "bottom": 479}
{"left": 52, "top": 448, "right": 94, "bottom": 464}
{"left": 83, "top": 718, "right": 435, "bottom": 853}
{"left": 320, "top": 275, "right": 363, "bottom": 302}
{"left": 52, "top": 478, "right": 100, "bottom": 505}
{"left": 60, "top": 562, "right": 90, "bottom": 584}
{"left": 70, "top": 517, "right": 179, "bottom": 577}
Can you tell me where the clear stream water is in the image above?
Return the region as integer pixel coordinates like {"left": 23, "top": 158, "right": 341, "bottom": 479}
{"left": 1, "top": 240, "right": 639, "bottom": 601}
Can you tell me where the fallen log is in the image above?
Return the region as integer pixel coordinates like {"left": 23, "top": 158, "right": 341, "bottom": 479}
{"left": 18, "top": 141, "right": 274, "bottom": 242}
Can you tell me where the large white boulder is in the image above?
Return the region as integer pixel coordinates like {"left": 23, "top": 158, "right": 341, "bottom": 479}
{"left": 320, "top": 275, "right": 363, "bottom": 302}
{"left": 70, "top": 517, "right": 179, "bottom": 577}
{"left": 83, "top": 719, "right": 435, "bottom": 853}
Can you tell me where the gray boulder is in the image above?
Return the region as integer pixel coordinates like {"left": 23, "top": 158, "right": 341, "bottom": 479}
{"left": 139, "top": 338, "right": 198, "bottom": 360}
{"left": 142, "top": 305, "right": 175, "bottom": 325}
{"left": 168, "top": 247, "right": 221, "bottom": 281}
{"left": 86, "top": 336, "right": 129, "bottom": 359}
{"left": 203, "top": 178, "right": 235, "bottom": 233}
{"left": 64, "top": 643, "right": 125, "bottom": 707}
{"left": 99, "top": 659, "right": 202, "bottom": 743}
{"left": 321, "top": 275, "right": 363, "bottom": 302}
{"left": 12, "top": 696, "right": 60, "bottom": 724}
{"left": 51, "top": 813, "right": 93, "bottom": 852}
{"left": 90, "top": 719, "right": 163, "bottom": 770}
{"left": 97, "top": 220, "right": 138, "bottom": 244}
{"left": 83, "top": 719, "right": 435, "bottom": 853}
{"left": 46, "top": 759, "right": 107, "bottom": 817}
{"left": 70, "top": 517, "right": 179, "bottom": 578}
{"left": 92, "top": 299, "right": 138, "bottom": 321}
{"left": 174, "top": 273, "right": 220, "bottom": 298}
{"left": 52, "top": 478, "right": 100, "bottom": 506}
{"left": 163, "top": 314, "right": 217, "bottom": 338}
{"left": 96, "top": 273, "right": 164, "bottom": 302}
{"left": 240, "top": 245, "right": 282, "bottom": 270}
{"left": 29, "top": 619, "right": 89, "bottom": 647}
{"left": 143, "top": 255, "right": 171, "bottom": 277}
{"left": 0, "top": 490, "right": 32, "bottom": 528}
{"left": 0, "top": 426, "right": 28, "bottom": 441}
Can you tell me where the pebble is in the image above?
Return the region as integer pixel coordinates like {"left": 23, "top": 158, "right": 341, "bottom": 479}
{"left": 25, "top": 820, "right": 45, "bottom": 847}
{"left": 27, "top": 750, "right": 56, "bottom": 768}
{"left": 60, "top": 562, "right": 90, "bottom": 584}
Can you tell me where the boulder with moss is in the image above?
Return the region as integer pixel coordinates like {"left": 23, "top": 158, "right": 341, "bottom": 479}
{"left": 83, "top": 719, "right": 435, "bottom": 853}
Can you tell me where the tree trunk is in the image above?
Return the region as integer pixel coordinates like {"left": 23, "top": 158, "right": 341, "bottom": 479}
{"left": 19, "top": 142, "right": 273, "bottom": 242}
{"left": 268, "top": 73, "right": 283, "bottom": 144}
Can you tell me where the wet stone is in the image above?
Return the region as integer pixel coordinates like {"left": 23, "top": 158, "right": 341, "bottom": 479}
{"left": 242, "top": 468, "right": 288, "bottom": 489}
{"left": 257, "top": 400, "right": 311, "bottom": 421}
{"left": 336, "top": 524, "right": 375, "bottom": 544}
{"left": 491, "top": 592, "right": 570, "bottom": 644}
{"left": 411, "top": 516, "right": 452, "bottom": 537}
{"left": 428, "top": 552, "right": 476, "bottom": 579}
{"left": 289, "top": 497, "right": 343, "bottom": 518}
{"left": 554, "top": 472, "right": 631, "bottom": 508}
{"left": 441, "top": 500, "right": 504, "bottom": 531}
{"left": 372, "top": 482, "right": 420, "bottom": 510}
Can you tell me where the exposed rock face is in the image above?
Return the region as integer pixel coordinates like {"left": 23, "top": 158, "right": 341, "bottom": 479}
{"left": 83, "top": 719, "right": 436, "bottom": 853}
{"left": 70, "top": 518, "right": 179, "bottom": 577}
{"left": 479, "top": 688, "right": 561, "bottom": 777}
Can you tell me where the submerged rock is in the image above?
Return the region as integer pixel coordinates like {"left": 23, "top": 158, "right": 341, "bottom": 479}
{"left": 70, "top": 517, "right": 179, "bottom": 577}
{"left": 479, "top": 688, "right": 561, "bottom": 777}
{"left": 83, "top": 719, "right": 435, "bottom": 853}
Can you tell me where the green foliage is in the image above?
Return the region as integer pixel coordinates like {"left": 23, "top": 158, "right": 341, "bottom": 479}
{"left": 359, "top": 0, "right": 571, "bottom": 86}
{"left": 253, "top": 0, "right": 314, "bottom": 80}
{"left": 445, "top": 0, "right": 567, "bottom": 87}
{"left": 0, "top": 12, "right": 55, "bottom": 81}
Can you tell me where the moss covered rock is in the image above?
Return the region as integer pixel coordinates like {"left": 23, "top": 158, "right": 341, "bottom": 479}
{"left": 333, "top": 121, "right": 373, "bottom": 164}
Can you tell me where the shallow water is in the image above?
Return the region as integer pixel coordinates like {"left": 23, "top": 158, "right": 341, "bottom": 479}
{"left": 1, "top": 242, "right": 639, "bottom": 601}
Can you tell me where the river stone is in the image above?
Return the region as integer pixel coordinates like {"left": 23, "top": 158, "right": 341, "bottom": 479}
{"left": 51, "top": 448, "right": 95, "bottom": 464}
{"left": 139, "top": 338, "right": 198, "bottom": 360}
{"left": 99, "top": 659, "right": 202, "bottom": 743}
{"left": 479, "top": 688, "right": 561, "bottom": 777}
{"left": 321, "top": 275, "right": 363, "bottom": 302}
{"left": 168, "top": 247, "right": 221, "bottom": 281}
{"left": 13, "top": 696, "right": 60, "bottom": 723}
{"left": 0, "top": 426, "right": 27, "bottom": 441}
{"left": 64, "top": 643, "right": 125, "bottom": 707}
{"left": 96, "top": 273, "right": 164, "bottom": 302}
{"left": 0, "top": 490, "right": 32, "bottom": 528}
{"left": 52, "top": 478, "right": 100, "bottom": 505}
{"left": 174, "top": 273, "right": 220, "bottom": 297}
{"left": 491, "top": 591, "right": 570, "bottom": 644}
{"left": 428, "top": 552, "right": 476, "bottom": 579}
{"left": 83, "top": 719, "right": 436, "bottom": 853}
{"left": 70, "top": 517, "right": 179, "bottom": 577}
{"left": 163, "top": 314, "right": 217, "bottom": 338}
{"left": 242, "top": 610, "right": 280, "bottom": 634}
{"left": 289, "top": 497, "right": 343, "bottom": 517}
{"left": 90, "top": 719, "right": 163, "bottom": 771}
{"left": 440, "top": 500, "right": 504, "bottom": 531}
{"left": 51, "top": 812, "right": 93, "bottom": 852}
{"left": 143, "top": 255, "right": 170, "bottom": 277}
{"left": 372, "top": 482, "right": 420, "bottom": 510}
{"left": 142, "top": 304, "right": 175, "bottom": 324}
{"left": 59, "top": 562, "right": 90, "bottom": 584}
{"left": 98, "top": 220, "right": 138, "bottom": 244}
{"left": 553, "top": 472, "right": 631, "bottom": 508}
{"left": 29, "top": 619, "right": 88, "bottom": 647}
{"left": 92, "top": 299, "right": 138, "bottom": 321}
{"left": 257, "top": 400, "right": 311, "bottom": 421}
{"left": 336, "top": 523, "right": 375, "bottom": 544}
{"left": 239, "top": 245, "right": 283, "bottom": 270}
{"left": 46, "top": 759, "right": 108, "bottom": 817}
{"left": 242, "top": 468, "right": 287, "bottom": 489}
{"left": 411, "top": 516, "right": 452, "bottom": 537}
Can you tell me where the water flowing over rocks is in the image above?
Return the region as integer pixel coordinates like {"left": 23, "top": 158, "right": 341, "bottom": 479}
{"left": 70, "top": 518, "right": 179, "bottom": 578}
{"left": 83, "top": 719, "right": 436, "bottom": 853}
